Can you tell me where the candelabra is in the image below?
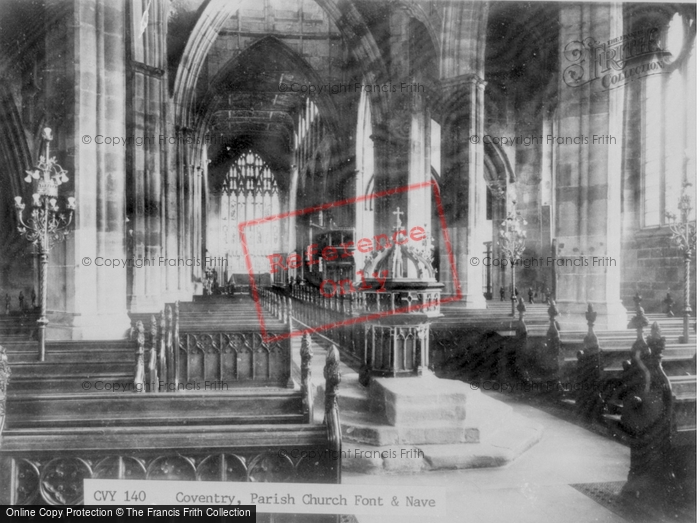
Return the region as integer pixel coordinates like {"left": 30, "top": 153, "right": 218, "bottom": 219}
{"left": 499, "top": 201, "right": 527, "bottom": 316}
{"left": 666, "top": 181, "right": 696, "bottom": 344}
{"left": 14, "top": 128, "right": 75, "bottom": 361}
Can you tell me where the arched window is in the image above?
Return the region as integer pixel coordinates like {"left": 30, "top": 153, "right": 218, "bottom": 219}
{"left": 642, "top": 13, "right": 696, "bottom": 227}
{"left": 356, "top": 88, "right": 375, "bottom": 252}
{"left": 221, "top": 150, "right": 280, "bottom": 272}
{"left": 431, "top": 118, "right": 441, "bottom": 177}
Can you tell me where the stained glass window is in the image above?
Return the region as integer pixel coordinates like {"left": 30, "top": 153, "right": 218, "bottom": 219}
{"left": 221, "top": 151, "right": 281, "bottom": 272}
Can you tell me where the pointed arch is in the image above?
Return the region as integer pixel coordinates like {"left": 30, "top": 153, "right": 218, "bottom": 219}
{"left": 0, "top": 82, "right": 32, "bottom": 198}
{"left": 173, "top": 0, "right": 389, "bottom": 131}
{"left": 483, "top": 140, "right": 514, "bottom": 184}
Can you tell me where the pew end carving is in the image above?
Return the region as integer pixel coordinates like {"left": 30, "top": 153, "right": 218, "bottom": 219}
{"left": 594, "top": 312, "right": 696, "bottom": 505}
{"left": 499, "top": 297, "right": 530, "bottom": 384}
{"left": 323, "top": 344, "right": 342, "bottom": 484}
{"left": 0, "top": 346, "right": 10, "bottom": 434}
{"left": 300, "top": 333, "right": 314, "bottom": 424}
{"left": 134, "top": 321, "right": 145, "bottom": 393}
{"left": 147, "top": 315, "right": 158, "bottom": 392}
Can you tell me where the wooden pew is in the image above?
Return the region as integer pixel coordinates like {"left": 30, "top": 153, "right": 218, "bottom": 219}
{"left": 3, "top": 340, "right": 137, "bottom": 394}
{"left": 7, "top": 388, "right": 307, "bottom": 428}
{"left": 0, "top": 343, "right": 342, "bottom": 515}
{"left": 568, "top": 306, "right": 697, "bottom": 503}
{"left": 133, "top": 299, "right": 294, "bottom": 391}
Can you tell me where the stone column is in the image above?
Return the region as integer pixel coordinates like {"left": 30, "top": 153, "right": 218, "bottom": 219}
{"left": 47, "top": 0, "right": 131, "bottom": 339}
{"left": 406, "top": 92, "right": 432, "bottom": 237}
{"left": 127, "top": 0, "right": 169, "bottom": 312}
{"left": 373, "top": 11, "right": 411, "bottom": 235}
{"left": 556, "top": 3, "right": 627, "bottom": 329}
{"left": 287, "top": 165, "right": 298, "bottom": 258}
{"left": 440, "top": 75, "right": 487, "bottom": 308}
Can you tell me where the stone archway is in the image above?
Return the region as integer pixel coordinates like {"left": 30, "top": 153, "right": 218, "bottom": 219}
{"left": 0, "top": 81, "right": 36, "bottom": 301}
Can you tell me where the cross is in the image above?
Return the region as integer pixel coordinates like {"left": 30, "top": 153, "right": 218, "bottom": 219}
{"left": 392, "top": 207, "right": 404, "bottom": 229}
{"left": 398, "top": 292, "right": 416, "bottom": 308}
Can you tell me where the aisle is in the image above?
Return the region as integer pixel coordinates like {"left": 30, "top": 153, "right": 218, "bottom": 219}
{"left": 304, "top": 329, "right": 691, "bottom": 523}
{"left": 345, "top": 388, "right": 630, "bottom": 522}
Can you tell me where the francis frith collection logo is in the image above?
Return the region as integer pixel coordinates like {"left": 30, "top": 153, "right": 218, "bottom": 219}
{"left": 563, "top": 27, "right": 671, "bottom": 90}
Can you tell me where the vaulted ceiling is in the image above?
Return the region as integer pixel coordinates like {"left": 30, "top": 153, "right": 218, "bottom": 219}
{"left": 176, "top": 0, "right": 348, "bottom": 182}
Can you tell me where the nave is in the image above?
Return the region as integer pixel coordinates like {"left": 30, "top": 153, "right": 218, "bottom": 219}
{"left": 0, "top": 0, "right": 695, "bottom": 520}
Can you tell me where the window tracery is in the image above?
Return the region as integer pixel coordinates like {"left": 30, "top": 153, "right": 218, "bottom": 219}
{"left": 220, "top": 151, "right": 280, "bottom": 272}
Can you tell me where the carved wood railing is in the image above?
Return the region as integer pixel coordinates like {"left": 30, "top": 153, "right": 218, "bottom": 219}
{"left": 263, "top": 285, "right": 365, "bottom": 366}
{"left": 148, "top": 315, "right": 158, "bottom": 391}
{"left": 177, "top": 331, "right": 290, "bottom": 386}
{"left": 0, "top": 346, "right": 9, "bottom": 434}
{"left": 324, "top": 344, "right": 342, "bottom": 478}
{"left": 575, "top": 303, "right": 603, "bottom": 421}
{"left": 300, "top": 333, "right": 314, "bottom": 424}
{"left": 133, "top": 321, "right": 145, "bottom": 392}
{"left": 541, "top": 299, "right": 562, "bottom": 382}
{"left": 134, "top": 299, "right": 294, "bottom": 389}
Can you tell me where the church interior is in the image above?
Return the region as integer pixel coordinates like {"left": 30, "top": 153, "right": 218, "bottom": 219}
{"left": 0, "top": 0, "right": 696, "bottom": 521}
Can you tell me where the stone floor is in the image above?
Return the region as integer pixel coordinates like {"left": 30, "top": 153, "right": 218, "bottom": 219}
{"left": 306, "top": 335, "right": 692, "bottom": 523}
{"left": 344, "top": 390, "right": 633, "bottom": 522}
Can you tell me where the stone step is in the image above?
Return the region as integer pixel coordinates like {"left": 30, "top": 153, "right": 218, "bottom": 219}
{"left": 367, "top": 375, "right": 511, "bottom": 427}
{"left": 300, "top": 320, "right": 545, "bottom": 474}
{"left": 339, "top": 410, "right": 481, "bottom": 447}
{"left": 330, "top": 373, "right": 516, "bottom": 448}
{"left": 341, "top": 411, "right": 544, "bottom": 474}
{"left": 337, "top": 380, "right": 370, "bottom": 413}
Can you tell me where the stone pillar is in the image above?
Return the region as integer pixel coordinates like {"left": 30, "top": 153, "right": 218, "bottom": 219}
{"left": 47, "top": 0, "right": 131, "bottom": 339}
{"left": 440, "top": 75, "right": 487, "bottom": 308}
{"left": 287, "top": 165, "right": 298, "bottom": 258}
{"left": 127, "top": 0, "right": 169, "bottom": 312}
{"left": 556, "top": 3, "right": 627, "bottom": 329}
{"left": 373, "top": 11, "right": 411, "bottom": 235}
{"left": 406, "top": 92, "right": 432, "bottom": 237}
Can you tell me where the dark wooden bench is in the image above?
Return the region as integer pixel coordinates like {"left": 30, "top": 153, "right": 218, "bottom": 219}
{"left": 0, "top": 311, "right": 40, "bottom": 336}
{"left": 566, "top": 306, "right": 697, "bottom": 504}
{"left": 7, "top": 388, "right": 306, "bottom": 428}
{"left": 5, "top": 339, "right": 135, "bottom": 363}
{"left": 3, "top": 340, "right": 136, "bottom": 393}
{"left": 0, "top": 340, "right": 341, "bottom": 511}
{"left": 131, "top": 300, "right": 294, "bottom": 391}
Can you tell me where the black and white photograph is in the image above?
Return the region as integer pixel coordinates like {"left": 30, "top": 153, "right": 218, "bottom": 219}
{"left": 0, "top": 0, "right": 695, "bottom": 521}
